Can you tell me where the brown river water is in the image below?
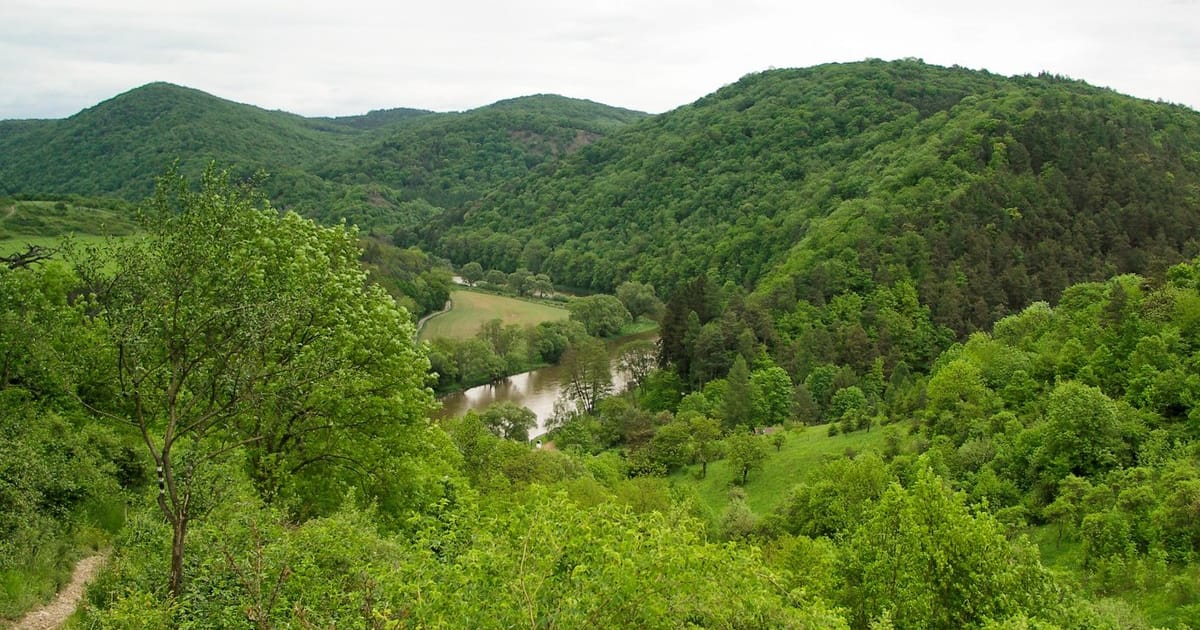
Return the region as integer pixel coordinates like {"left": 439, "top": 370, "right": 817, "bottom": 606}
{"left": 435, "top": 331, "right": 657, "bottom": 439}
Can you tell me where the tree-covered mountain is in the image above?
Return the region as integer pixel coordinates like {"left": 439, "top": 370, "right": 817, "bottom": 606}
{"left": 0, "top": 82, "right": 368, "bottom": 200}
{"left": 0, "top": 84, "right": 646, "bottom": 231}
{"left": 430, "top": 59, "right": 1200, "bottom": 339}
{"left": 317, "top": 94, "right": 646, "bottom": 211}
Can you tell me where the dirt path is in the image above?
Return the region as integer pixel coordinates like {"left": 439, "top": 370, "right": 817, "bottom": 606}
{"left": 415, "top": 299, "right": 453, "bottom": 338}
{"left": 12, "top": 552, "right": 107, "bottom": 630}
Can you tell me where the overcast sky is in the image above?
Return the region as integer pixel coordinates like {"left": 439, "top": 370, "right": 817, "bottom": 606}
{"left": 3, "top": 0, "right": 1198, "bottom": 120}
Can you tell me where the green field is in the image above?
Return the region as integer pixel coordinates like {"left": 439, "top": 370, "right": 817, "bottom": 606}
{"left": 0, "top": 233, "right": 118, "bottom": 257}
{"left": 671, "top": 420, "right": 903, "bottom": 518}
{"left": 417, "top": 288, "right": 568, "bottom": 341}
{"left": 1, "top": 199, "right": 137, "bottom": 258}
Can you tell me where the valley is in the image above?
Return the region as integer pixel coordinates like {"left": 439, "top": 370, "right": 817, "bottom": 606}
{"left": 3, "top": 59, "right": 1200, "bottom": 628}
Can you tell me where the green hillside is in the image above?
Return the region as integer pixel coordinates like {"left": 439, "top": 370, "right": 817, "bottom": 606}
{"left": 0, "top": 83, "right": 365, "bottom": 200}
{"left": 432, "top": 60, "right": 1200, "bottom": 338}
{"left": 0, "top": 85, "right": 646, "bottom": 233}
{"left": 313, "top": 94, "right": 647, "bottom": 220}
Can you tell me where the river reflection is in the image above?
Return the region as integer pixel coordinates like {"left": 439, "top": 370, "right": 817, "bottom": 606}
{"left": 436, "top": 331, "right": 657, "bottom": 439}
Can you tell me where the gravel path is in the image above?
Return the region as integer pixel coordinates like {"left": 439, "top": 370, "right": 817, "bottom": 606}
{"left": 12, "top": 553, "right": 107, "bottom": 630}
{"left": 415, "top": 299, "right": 453, "bottom": 338}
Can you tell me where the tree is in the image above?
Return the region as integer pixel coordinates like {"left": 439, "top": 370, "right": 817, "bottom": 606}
{"left": 479, "top": 402, "right": 538, "bottom": 442}
{"left": 727, "top": 431, "right": 767, "bottom": 484}
{"left": 529, "top": 273, "right": 554, "bottom": 298}
{"left": 616, "top": 339, "right": 658, "bottom": 389}
{"left": 484, "top": 269, "right": 508, "bottom": 287}
{"left": 829, "top": 386, "right": 868, "bottom": 430}
{"left": 460, "top": 261, "right": 483, "bottom": 286}
{"left": 751, "top": 366, "right": 793, "bottom": 427}
{"left": 841, "top": 470, "right": 1057, "bottom": 628}
{"left": 616, "top": 281, "right": 663, "bottom": 320}
{"left": 561, "top": 337, "right": 612, "bottom": 413}
{"left": 508, "top": 268, "right": 533, "bottom": 296}
{"left": 688, "top": 415, "right": 723, "bottom": 479}
{"left": 71, "top": 166, "right": 436, "bottom": 597}
{"left": 646, "top": 419, "right": 694, "bottom": 472}
{"left": 1041, "top": 381, "right": 1126, "bottom": 479}
{"left": 567, "top": 295, "right": 631, "bottom": 337}
{"left": 721, "top": 355, "right": 754, "bottom": 430}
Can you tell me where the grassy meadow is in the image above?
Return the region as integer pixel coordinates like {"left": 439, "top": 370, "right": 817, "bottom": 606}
{"left": 417, "top": 287, "right": 568, "bottom": 341}
{"left": 0, "top": 199, "right": 137, "bottom": 257}
{"left": 672, "top": 420, "right": 906, "bottom": 518}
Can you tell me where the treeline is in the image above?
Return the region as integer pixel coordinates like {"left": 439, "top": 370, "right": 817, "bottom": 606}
{"left": 426, "top": 319, "right": 577, "bottom": 391}
{"left": 457, "top": 261, "right": 557, "bottom": 298}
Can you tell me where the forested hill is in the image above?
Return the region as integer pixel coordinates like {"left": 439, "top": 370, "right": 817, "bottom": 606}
{"left": 429, "top": 59, "right": 1200, "bottom": 335}
{"left": 0, "top": 84, "right": 646, "bottom": 229}
{"left": 310, "top": 94, "right": 647, "bottom": 222}
{"left": 0, "top": 82, "right": 368, "bottom": 200}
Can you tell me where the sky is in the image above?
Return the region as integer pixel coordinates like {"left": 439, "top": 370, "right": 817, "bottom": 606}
{"left": 2, "top": 0, "right": 1198, "bottom": 120}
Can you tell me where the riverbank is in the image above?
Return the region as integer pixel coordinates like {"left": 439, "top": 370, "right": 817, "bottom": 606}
{"left": 436, "top": 329, "right": 659, "bottom": 439}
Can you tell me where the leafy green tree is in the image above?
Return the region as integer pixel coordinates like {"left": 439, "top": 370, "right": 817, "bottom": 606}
{"left": 567, "top": 295, "right": 631, "bottom": 337}
{"left": 1044, "top": 474, "right": 1093, "bottom": 543}
{"left": 616, "top": 339, "right": 657, "bottom": 389}
{"left": 507, "top": 268, "right": 532, "bottom": 296}
{"left": 727, "top": 431, "right": 767, "bottom": 484}
{"left": 791, "top": 383, "right": 819, "bottom": 425}
{"left": 484, "top": 268, "right": 508, "bottom": 287}
{"left": 70, "top": 166, "right": 436, "bottom": 597}
{"left": 646, "top": 419, "right": 694, "bottom": 473}
{"left": 459, "top": 261, "right": 483, "bottom": 286}
{"left": 771, "top": 431, "right": 786, "bottom": 452}
{"left": 561, "top": 337, "right": 612, "bottom": 413}
{"left": 688, "top": 414, "right": 724, "bottom": 479}
{"left": 769, "top": 453, "right": 889, "bottom": 538}
{"left": 615, "top": 280, "right": 663, "bottom": 320}
{"left": 925, "top": 358, "right": 994, "bottom": 444}
{"left": 529, "top": 273, "right": 554, "bottom": 297}
{"left": 479, "top": 402, "right": 538, "bottom": 442}
{"left": 841, "top": 470, "right": 1058, "bottom": 629}
{"left": 1041, "top": 381, "right": 1126, "bottom": 480}
{"left": 751, "top": 366, "right": 793, "bottom": 427}
{"left": 829, "top": 386, "right": 868, "bottom": 427}
{"left": 721, "top": 355, "right": 754, "bottom": 430}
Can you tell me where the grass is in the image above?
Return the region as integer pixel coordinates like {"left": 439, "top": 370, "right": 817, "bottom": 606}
{"left": 418, "top": 287, "right": 568, "bottom": 341}
{"left": 616, "top": 317, "right": 659, "bottom": 337}
{"left": 671, "top": 420, "right": 901, "bottom": 518}
{"left": 0, "top": 199, "right": 136, "bottom": 239}
{"left": 0, "top": 234, "right": 117, "bottom": 257}
{"left": 0, "top": 496, "right": 122, "bottom": 622}
{"left": 1, "top": 198, "right": 137, "bottom": 258}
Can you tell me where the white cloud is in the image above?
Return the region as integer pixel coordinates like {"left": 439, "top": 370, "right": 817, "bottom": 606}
{"left": 1, "top": 0, "right": 1197, "bottom": 119}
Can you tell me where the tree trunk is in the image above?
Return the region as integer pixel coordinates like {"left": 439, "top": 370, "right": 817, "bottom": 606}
{"left": 741, "top": 465, "right": 749, "bottom": 485}
{"left": 169, "top": 514, "right": 187, "bottom": 598}
{"left": 701, "top": 459, "right": 708, "bottom": 479}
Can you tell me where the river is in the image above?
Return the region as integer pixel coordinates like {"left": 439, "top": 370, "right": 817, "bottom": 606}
{"left": 435, "top": 331, "right": 657, "bottom": 439}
